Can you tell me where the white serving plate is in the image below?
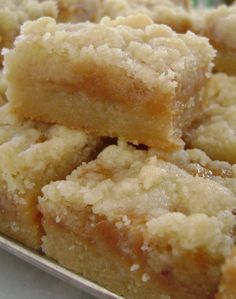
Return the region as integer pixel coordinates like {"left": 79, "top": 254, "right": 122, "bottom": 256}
{"left": 0, "top": 234, "right": 123, "bottom": 299}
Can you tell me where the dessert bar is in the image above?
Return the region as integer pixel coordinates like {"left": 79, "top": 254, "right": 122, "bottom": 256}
{"left": 39, "top": 141, "right": 236, "bottom": 299}
{"left": 0, "top": 0, "right": 58, "bottom": 63}
{"left": 96, "top": 0, "right": 192, "bottom": 33}
{"left": 200, "top": 5, "right": 236, "bottom": 75}
{"left": 0, "top": 103, "right": 101, "bottom": 249}
{"left": 5, "top": 15, "right": 215, "bottom": 151}
{"left": 188, "top": 73, "right": 236, "bottom": 164}
{"left": 56, "top": 0, "right": 101, "bottom": 22}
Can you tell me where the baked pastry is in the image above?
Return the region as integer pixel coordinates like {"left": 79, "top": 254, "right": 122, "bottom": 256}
{"left": 216, "top": 247, "right": 236, "bottom": 299}
{"left": 200, "top": 5, "right": 236, "bottom": 75}
{"left": 0, "top": 0, "right": 58, "bottom": 63}
{"left": 0, "top": 103, "right": 102, "bottom": 249}
{"left": 39, "top": 141, "right": 236, "bottom": 299}
{"left": 5, "top": 15, "right": 215, "bottom": 151}
{"left": 96, "top": 0, "right": 192, "bottom": 33}
{"left": 188, "top": 73, "right": 236, "bottom": 164}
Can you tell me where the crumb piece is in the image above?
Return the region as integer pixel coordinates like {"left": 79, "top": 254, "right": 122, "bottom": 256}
{"left": 130, "top": 264, "right": 140, "bottom": 272}
{"left": 122, "top": 215, "right": 131, "bottom": 226}
{"left": 55, "top": 216, "right": 61, "bottom": 223}
{"left": 142, "top": 273, "right": 150, "bottom": 282}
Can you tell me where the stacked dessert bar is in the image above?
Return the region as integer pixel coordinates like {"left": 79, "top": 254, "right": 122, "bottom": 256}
{"left": 0, "top": 1, "right": 236, "bottom": 298}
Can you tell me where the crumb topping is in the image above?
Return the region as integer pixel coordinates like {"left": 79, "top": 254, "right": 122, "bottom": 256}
{"left": 96, "top": 0, "right": 192, "bottom": 33}
{"left": 0, "top": 0, "right": 58, "bottom": 55}
{"left": 41, "top": 141, "right": 236, "bottom": 257}
{"left": 189, "top": 74, "right": 236, "bottom": 164}
{"left": 16, "top": 15, "right": 215, "bottom": 93}
{"left": 202, "top": 5, "right": 236, "bottom": 51}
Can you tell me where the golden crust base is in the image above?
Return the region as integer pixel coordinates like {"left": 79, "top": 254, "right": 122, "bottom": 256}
{"left": 42, "top": 216, "right": 219, "bottom": 299}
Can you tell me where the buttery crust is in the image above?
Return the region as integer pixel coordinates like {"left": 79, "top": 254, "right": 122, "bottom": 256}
{"left": 5, "top": 15, "right": 215, "bottom": 151}
{"left": 40, "top": 141, "right": 236, "bottom": 298}
{"left": 0, "top": 104, "right": 102, "bottom": 249}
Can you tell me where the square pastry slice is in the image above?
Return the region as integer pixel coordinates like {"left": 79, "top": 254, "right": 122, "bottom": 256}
{"left": 187, "top": 73, "right": 236, "bottom": 164}
{"left": 5, "top": 15, "right": 215, "bottom": 151}
{"left": 0, "top": 0, "right": 58, "bottom": 63}
{"left": 200, "top": 5, "right": 236, "bottom": 76}
{"left": 39, "top": 141, "right": 236, "bottom": 299}
{"left": 96, "top": 0, "right": 192, "bottom": 33}
{"left": 0, "top": 104, "right": 102, "bottom": 249}
{"left": 216, "top": 246, "right": 236, "bottom": 299}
